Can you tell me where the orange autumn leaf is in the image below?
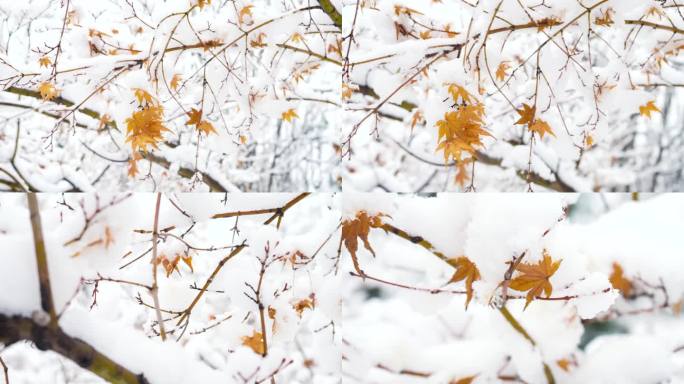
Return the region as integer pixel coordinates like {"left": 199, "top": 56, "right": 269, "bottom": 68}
{"left": 446, "top": 83, "right": 474, "bottom": 104}
{"left": 449, "top": 376, "right": 477, "bottom": 384}
{"left": 169, "top": 74, "right": 182, "bottom": 91}
{"left": 293, "top": 296, "right": 315, "bottom": 316}
{"left": 182, "top": 255, "right": 193, "bottom": 272}
{"left": 342, "top": 83, "right": 354, "bottom": 100}
{"left": 239, "top": 5, "right": 254, "bottom": 25}
{"left": 509, "top": 250, "right": 562, "bottom": 309}
{"left": 495, "top": 61, "right": 510, "bottom": 82}
{"left": 125, "top": 105, "right": 168, "bottom": 152}
{"left": 185, "top": 108, "right": 203, "bottom": 126}
{"left": 38, "top": 82, "right": 59, "bottom": 101}
{"left": 250, "top": 33, "right": 267, "bottom": 48}
{"left": 435, "top": 104, "right": 489, "bottom": 163}
{"left": 341, "top": 211, "right": 385, "bottom": 277}
{"left": 197, "top": 120, "right": 217, "bottom": 135}
{"left": 447, "top": 256, "right": 480, "bottom": 308}
{"left": 133, "top": 88, "right": 155, "bottom": 106}
{"left": 281, "top": 108, "right": 298, "bottom": 122}
{"left": 609, "top": 262, "right": 632, "bottom": 297}
{"left": 514, "top": 103, "right": 536, "bottom": 126}
{"left": 39, "top": 56, "right": 52, "bottom": 68}
{"left": 242, "top": 330, "right": 265, "bottom": 355}
{"left": 639, "top": 100, "right": 660, "bottom": 118}
{"left": 595, "top": 8, "right": 614, "bottom": 27}
{"left": 197, "top": 0, "right": 211, "bottom": 9}
{"left": 557, "top": 358, "right": 572, "bottom": 372}
{"left": 529, "top": 119, "right": 555, "bottom": 139}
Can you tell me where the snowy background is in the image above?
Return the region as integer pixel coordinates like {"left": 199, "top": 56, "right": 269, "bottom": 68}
{"left": 1, "top": 193, "right": 684, "bottom": 383}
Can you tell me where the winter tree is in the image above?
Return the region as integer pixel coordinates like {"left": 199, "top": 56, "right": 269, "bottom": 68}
{"left": 0, "top": 0, "right": 342, "bottom": 192}
{"left": 341, "top": 0, "right": 684, "bottom": 192}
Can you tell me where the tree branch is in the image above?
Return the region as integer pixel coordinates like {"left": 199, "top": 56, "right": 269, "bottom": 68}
{"left": 0, "top": 314, "right": 149, "bottom": 384}
{"left": 316, "top": 0, "right": 342, "bottom": 29}
{"left": 26, "top": 193, "right": 58, "bottom": 327}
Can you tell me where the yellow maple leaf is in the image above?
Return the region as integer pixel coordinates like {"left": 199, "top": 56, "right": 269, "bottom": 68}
{"left": 181, "top": 255, "right": 193, "bottom": 272}
{"left": 170, "top": 74, "right": 181, "bottom": 91}
{"left": 609, "top": 262, "right": 632, "bottom": 297}
{"left": 529, "top": 119, "right": 555, "bottom": 139}
{"left": 197, "top": 120, "right": 217, "bottom": 135}
{"left": 242, "top": 330, "right": 265, "bottom": 355}
{"left": 639, "top": 100, "right": 660, "bottom": 118}
{"left": 197, "top": 0, "right": 211, "bottom": 9}
{"left": 238, "top": 5, "right": 254, "bottom": 25}
{"left": 39, "top": 56, "right": 52, "bottom": 68}
{"left": 125, "top": 105, "right": 168, "bottom": 152}
{"left": 38, "top": 82, "right": 59, "bottom": 101}
{"left": 435, "top": 104, "right": 490, "bottom": 163}
{"left": 133, "top": 88, "right": 155, "bottom": 106}
{"left": 495, "top": 61, "right": 510, "bottom": 82}
{"left": 281, "top": 108, "right": 298, "bottom": 122}
{"left": 239, "top": 135, "right": 248, "bottom": 144}
{"left": 509, "top": 250, "right": 562, "bottom": 309}
{"left": 447, "top": 256, "right": 480, "bottom": 308}
{"left": 447, "top": 83, "right": 473, "bottom": 104}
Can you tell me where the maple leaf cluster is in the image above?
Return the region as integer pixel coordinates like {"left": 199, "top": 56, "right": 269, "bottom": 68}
{"left": 515, "top": 103, "right": 555, "bottom": 139}
{"left": 435, "top": 84, "right": 491, "bottom": 178}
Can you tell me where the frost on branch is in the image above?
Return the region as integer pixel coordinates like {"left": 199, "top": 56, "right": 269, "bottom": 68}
{"left": 342, "top": 0, "right": 684, "bottom": 192}
{"left": 0, "top": 0, "right": 341, "bottom": 192}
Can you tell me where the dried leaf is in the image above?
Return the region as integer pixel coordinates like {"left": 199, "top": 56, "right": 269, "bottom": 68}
{"left": 341, "top": 211, "right": 385, "bottom": 277}
{"left": 447, "top": 83, "right": 473, "bottom": 104}
{"left": 170, "top": 74, "right": 181, "bottom": 91}
{"left": 435, "top": 104, "right": 489, "bottom": 164}
{"left": 529, "top": 119, "right": 555, "bottom": 139}
{"left": 133, "top": 88, "right": 155, "bottom": 106}
{"left": 281, "top": 108, "right": 298, "bottom": 122}
{"left": 125, "top": 105, "right": 168, "bottom": 152}
{"left": 509, "top": 250, "right": 562, "bottom": 309}
{"left": 609, "top": 262, "right": 632, "bottom": 297}
{"left": 447, "top": 256, "right": 480, "bottom": 308}
{"left": 639, "top": 100, "right": 660, "bottom": 119}
{"left": 595, "top": 8, "right": 614, "bottom": 27}
{"left": 38, "top": 82, "right": 59, "bottom": 101}
{"left": 242, "top": 330, "right": 265, "bottom": 355}
{"left": 514, "top": 103, "right": 536, "bottom": 126}
{"left": 449, "top": 376, "right": 477, "bottom": 384}
{"left": 293, "top": 296, "right": 314, "bottom": 316}
{"left": 39, "top": 56, "right": 52, "bottom": 68}
{"left": 495, "top": 61, "right": 510, "bottom": 82}
{"left": 239, "top": 5, "right": 254, "bottom": 25}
